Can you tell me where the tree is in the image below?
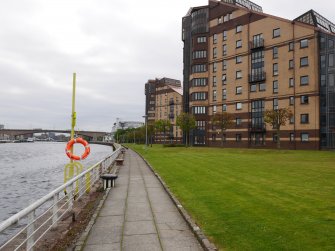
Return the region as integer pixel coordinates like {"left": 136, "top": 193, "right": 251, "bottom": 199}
{"left": 176, "top": 112, "right": 196, "bottom": 147}
{"left": 264, "top": 108, "right": 293, "bottom": 149}
{"left": 211, "top": 112, "right": 234, "bottom": 146}
{"left": 154, "top": 119, "right": 171, "bottom": 144}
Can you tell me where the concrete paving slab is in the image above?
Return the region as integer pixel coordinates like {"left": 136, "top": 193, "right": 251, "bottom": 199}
{"left": 124, "top": 220, "right": 156, "bottom": 235}
{"left": 122, "top": 234, "right": 161, "bottom": 251}
{"left": 84, "top": 243, "right": 120, "bottom": 251}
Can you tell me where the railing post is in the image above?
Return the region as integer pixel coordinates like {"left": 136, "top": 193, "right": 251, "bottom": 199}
{"left": 52, "top": 194, "right": 58, "bottom": 228}
{"left": 67, "top": 184, "right": 73, "bottom": 210}
{"left": 27, "top": 210, "right": 35, "bottom": 251}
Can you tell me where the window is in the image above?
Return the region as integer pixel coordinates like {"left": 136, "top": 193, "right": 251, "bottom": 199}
{"left": 213, "top": 105, "right": 217, "bottom": 114}
{"left": 289, "top": 59, "right": 294, "bottom": 69}
{"left": 197, "top": 37, "right": 206, "bottom": 43}
{"left": 290, "top": 133, "right": 295, "bottom": 142}
{"left": 222, "top": 89, "right": 227, "bottom": 100}
{"left": 321, "top": 55, "right": 326, "bottom": 68}
{"left": 273, "top": 98, "right": 278, "bottom": 110}
{"left": 191, "top": 92, "right": 207, "bottom": 101}
{"left": 329, "top": 54, "right": 334, "bottom": 67}
{"left": 192, "top": 50, "right": 207, "bottom": 59}
{"left": 213, "top": 47, "right": 217, "bottom": 58}
{"left": 301, "top": 95, "right": 309, "bottom": 104}
{"left": 290, "top": 116, "right": 295, "bottom": 124}
{"left": 236, "top": 134, "right": 242, "bottom": 142}
{"left": 289, "top": 41, "right": 294, "bottom": 51}
{"left": 192, "top": 106, "right": 206, "bottom": 114}
{"left": 273, "top": 28, "right": 280, "bottom": 38}
{"left": 222, "top": 60, "right": 227, "bottom": 70}
{"left": 250, "top": 84, "right": 257, "bottom": 92}
{"left": 222, "top": 104, "right": 227, "bottom": 111}
{"left": 301, "top": 114, "right": 309, "bottom": 124}
{"left": 236, "top": 102, "right": 242, "bottom": 110}
{"left": 223, "top": 12, "right": 232, "bottom": 22}
{"left": 273, "top": 80, "right": 278, "bottom": 93}
{"left": 273, "top": 47, "right": 278, "bottom": 59}
{"left": 289, "top": 96, "right": 295, "bottom": 105}
{"left": 236, "top": 56, "right": 242, "bottom": 64}
{"left": 300, "top": 57, "right": 309, "bottom": 67}
{"left": 273, "top": 63, "right": 278, "bottom": 76}
{"left": 329, "top": 39, "right": 334, "bottom": 49}
{"left": 213, "top": 34, "right": 218, "bottom": 44}
{"left": 222, "top": 74, "right": 227, "bottom": 85}
{"left": 236, "top": 70, "right": 242, "bottom": 79}
{"left": 236, "top": 117, "right": 242, "bottom": 126}
{"left": 273, "top": 134, "right": 278, "bottom": 143}
{"left": 192, "top": 78, "right": 207, "bottom": 87}
{"left": 213, "top": 63, "right": 217, "bottom": 73}
{"left": 236, "top": 86, "right": 242, "bottom": 95}
{"left": 236, "top": 40, "right": 242, "bottom": 48}
{"left": 300, "top": 39, "right": 308, "bottom": 48}
{"left": 259, "top": 83, "right": 266, "bottom": 91}
{"left": 213, "top": 90, "right": 217, "bottom": 101}
{"left": 236, "top": 25, "right": 242, "bottom": 33}
{"left": 192, "top": 64, "right": 206, "bottom": 73}
{"left": 289, "top": 78, "right": 294, "bottom": 87}
{"left": 223, "top": 44, "right": 227, "bottom": 56}
{"left": 223, "top": 30, "right": 227, "bottom": 41}
{"left": 301, "top": 133, "right": 309, "bottom": 142}
{"left": 300, "top": 76, "right": 309, "bottom": 85}
{"left": 213, "top": 76, "right": 217, "bottom": 87}
{"left": 218, "top": 17, "right": 223, "bottom": 24}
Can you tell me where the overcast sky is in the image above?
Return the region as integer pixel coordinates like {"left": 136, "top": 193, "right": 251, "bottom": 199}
{"left": 0, "top": 0, "right": 334, "bottom": 131}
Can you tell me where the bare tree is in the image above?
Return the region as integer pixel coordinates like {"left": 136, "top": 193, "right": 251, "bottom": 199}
{"left": 211, "top": 112, "right": 234, "bottom": 146}
{"left": 264, "top": 108, "right": 293, "bottom": 149}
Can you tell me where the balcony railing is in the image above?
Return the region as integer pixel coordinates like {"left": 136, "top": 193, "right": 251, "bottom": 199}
{"left": 250, "top": 38, "right": 264, "bottom": 50}
{"left": 248, "top": 71, "right": 266, "bottom": 83}
{"left": 249, "top": 123, "right": 266, "bottom": 131}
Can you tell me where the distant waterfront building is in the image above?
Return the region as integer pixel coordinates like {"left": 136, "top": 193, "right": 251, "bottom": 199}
{"left": 0, "top": 124, "right": 4, "bottom": 130}
{"left": 182, "top": 0, "right": 335, "bottom": 149}
{"left": 112, "top": 118, "right": 144, "bottom": 132}
{"left": 144, "top": 77, "right": 183, "bottom": 143}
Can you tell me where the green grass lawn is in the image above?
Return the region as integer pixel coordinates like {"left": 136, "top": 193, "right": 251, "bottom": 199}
{"left": 127, "top": 144, "right": 335, "bottom": 251}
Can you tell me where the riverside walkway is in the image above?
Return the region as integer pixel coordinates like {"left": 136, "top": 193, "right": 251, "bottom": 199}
{"left": 83, "top": 149, "right": 204, "bottom": 251}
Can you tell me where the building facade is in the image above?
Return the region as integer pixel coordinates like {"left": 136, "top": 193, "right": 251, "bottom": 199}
{"left": 182, "top": 0, "right": 335, "bottom": 149}
{"left": 144, "top": 78, "right": 183, "bottom": 143}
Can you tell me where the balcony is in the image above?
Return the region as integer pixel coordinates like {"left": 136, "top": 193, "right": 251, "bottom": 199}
{"left": 248, "top": 71, "right": 266, "bottom": 83}
{"left": 169, "top": 100, "right": 175, "bottom": 105}
{"left": 169, "top": 114, "right": 175, "bottom": 119}
{"left": 249, "top": 123, "right": 266, "bottom": 132}
{"left": 250, "top": 38, "right": 264, "bottom": 50}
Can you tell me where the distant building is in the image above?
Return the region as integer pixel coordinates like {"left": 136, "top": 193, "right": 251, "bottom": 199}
{"left": 112, "top": 118, "right": 144, "bottom": 132}
{"left": 144, "top": 77, "right": 183, "bottom": 143}
{"left": 0, "top": 125, "right": 4, "bottom": 130}
{"left": 182, "top": 0, "right": 335, "bottom": 149}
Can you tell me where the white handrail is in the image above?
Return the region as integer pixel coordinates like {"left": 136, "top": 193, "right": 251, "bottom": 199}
{"left": 0, "top": 143, "right": 122, "bottom": 249}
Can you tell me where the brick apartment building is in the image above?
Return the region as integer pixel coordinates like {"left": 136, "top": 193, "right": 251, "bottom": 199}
{"left": 144, "top": 78, "right": 183, "bottom": 143}
{"left": 182, "top": 0, "right": 335, "bottom": 149}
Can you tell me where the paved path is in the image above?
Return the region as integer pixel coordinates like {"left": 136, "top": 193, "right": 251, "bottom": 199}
{"left": 83, "top": 149, "right": 203, "bottom": 251}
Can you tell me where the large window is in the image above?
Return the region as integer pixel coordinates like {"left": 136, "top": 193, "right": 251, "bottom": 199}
{"left": 300, "top": 57, "right": 309, "bottom": 67}
{"left": 192, "top": 78, "right": 207, "bottom": 87}
{"left": 191, "top": 92, "right": 207, "bottom": 101}
{"left": 300, "top": 39, "right": 308, "bottom": 48}
{"left": 192, "top": 106, "right": 206, "bottom": 114}
{"left": 251, "top": 100, "right": 265, "bottom": 129}
{"left": 192, "top": 50, "right": 207, "bottom": 59}
{"left": 300, "top": 75, "right": 309, "bottom": 85}
{"left": 197, "top": 37, "right": 206, "bottom": 43}
{"left": 273, "top": 28, "right": 280, "bottom": 38}
{"left": 301, "top": 114, "right": 309, "bottom": 124}
{"left": 192, "top": 64, "right": 206, "bottom": 73}
{"left": 273, "top": 63, "right": 278, "bottom": 76}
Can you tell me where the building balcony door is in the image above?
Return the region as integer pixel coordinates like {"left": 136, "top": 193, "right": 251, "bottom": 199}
{"left": 250, "top": 132, "right": 265, "bottom": 146}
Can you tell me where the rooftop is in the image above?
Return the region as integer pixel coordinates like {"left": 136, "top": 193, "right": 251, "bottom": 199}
{"left": 294, "top": 9, "right": 335, "bottom": 34}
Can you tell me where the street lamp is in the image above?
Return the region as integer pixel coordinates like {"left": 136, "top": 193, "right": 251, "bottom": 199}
{"left": 142, "top": 115, "right": 148, "bottom": 146}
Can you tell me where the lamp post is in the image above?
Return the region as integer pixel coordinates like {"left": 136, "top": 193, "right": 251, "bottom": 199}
{"left": 142, "top": 115, "right": 148, "bottom": 146}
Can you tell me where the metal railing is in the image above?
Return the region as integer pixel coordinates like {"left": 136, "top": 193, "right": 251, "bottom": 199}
{"left": 0, "top": 144, "right": 122, "bottom": 251}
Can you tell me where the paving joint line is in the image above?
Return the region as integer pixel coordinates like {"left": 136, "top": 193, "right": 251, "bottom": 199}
{"left": 120, "top": 152, "right": 131, "bottom": 251}
{"left": 136, "top": 152, "right": 164, "bottom": 251}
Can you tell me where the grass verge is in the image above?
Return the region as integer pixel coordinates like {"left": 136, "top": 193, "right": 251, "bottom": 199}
{"left": 128, "top": 144, "right": 335, "bottom": 251}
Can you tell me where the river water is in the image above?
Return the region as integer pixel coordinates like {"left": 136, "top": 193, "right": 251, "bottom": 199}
{"left": 0, "top": 142, "right": 113, "bottom": 225}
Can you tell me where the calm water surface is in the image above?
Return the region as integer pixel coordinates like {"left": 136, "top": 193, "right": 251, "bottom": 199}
{"left": 0, "top": 142, "right": 113, "bottom": 223}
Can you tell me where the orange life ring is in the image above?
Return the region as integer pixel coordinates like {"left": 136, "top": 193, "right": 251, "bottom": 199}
{"left": 65, "top": 137, "right": 90, "bottom": 160}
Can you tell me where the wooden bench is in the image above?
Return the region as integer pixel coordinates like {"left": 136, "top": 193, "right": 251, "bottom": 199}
{"left": 115, "top": 158, "right": 124, "bottom": 166}
{"left": 100, "top": 174, "right": 118, "bottom": 189}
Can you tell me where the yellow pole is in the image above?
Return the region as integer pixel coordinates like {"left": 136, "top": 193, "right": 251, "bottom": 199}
{"left": 70, "top": 73, "right": 77, "bottom": 178}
